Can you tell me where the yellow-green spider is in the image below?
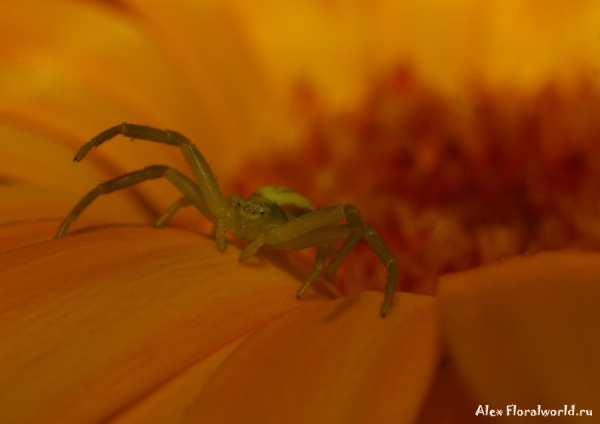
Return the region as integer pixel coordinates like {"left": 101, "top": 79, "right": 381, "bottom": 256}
{"left": 55, "top": 124, "right": 398, "bottom": 316}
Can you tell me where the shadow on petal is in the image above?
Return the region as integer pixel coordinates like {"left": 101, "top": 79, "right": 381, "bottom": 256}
{"left": 183, "top": 291, "right": 442, "bottom": 424}
{"left": 416, "top": 363, "right": 494, "bottom": 424}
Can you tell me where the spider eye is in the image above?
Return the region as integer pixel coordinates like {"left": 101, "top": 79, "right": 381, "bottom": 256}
{"left": 237, "top": 202, "right": 241, "bottom": 207}
{"left": 260, "top": 211, "right": 264, "bottom": 215}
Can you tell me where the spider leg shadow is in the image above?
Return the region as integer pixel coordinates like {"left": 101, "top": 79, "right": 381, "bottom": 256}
{"left": 56, "top": 222, "right": 158, "bottom": 237}
{"left": 58, "top": 223, "right": 340, "bottom": 301}
{"left": 321, "top": 295, "right": 362, "bottom": 322}
{"left": 247, "top": 246, "right": 341, "bottom": 301}
{"left": 0, "top": 175, "right": 20, "bottom": 185}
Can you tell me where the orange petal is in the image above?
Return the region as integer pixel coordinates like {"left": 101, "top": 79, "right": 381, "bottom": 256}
{"left": 184, "top": 291, "right": 442, "bottom": 424}
{"left": 416, "top": 363, "right": 494, "bottom": 424}
{"left": 0, "top": 221, "right": 440, "bottom": 424}
{"left": 438, "top": 251, "right": 600, "bottom": 415}
{"left": 0, "top": 225, "right": 333, "bottom": 423}
{"left": 0, "top": 0, "right": 233, "bottom": 207}
{"left": 0, "top": 0, "right": 204, "bottom": 144}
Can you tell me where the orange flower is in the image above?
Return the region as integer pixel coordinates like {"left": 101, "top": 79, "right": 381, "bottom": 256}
{"left": 1, "top": 1, "right": 599, "bottom": 423}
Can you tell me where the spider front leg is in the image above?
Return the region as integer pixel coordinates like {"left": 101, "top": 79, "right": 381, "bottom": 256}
{"left": 296, "top": 243, "right": 330, "bottom": 299}
{"left": 55, "top": 165, "right": 212, "bottom": 238}
{"left": 274, "top": 204, "right": 398, "bottom": 316}
{"left": 238, "top": 234, "right": 268, "bottom": 262}
{"left": 153, "top": 197, "right": 192, "bottom": 228}
{"left": 68, "top": 123, "right": 229, "bottom": 250}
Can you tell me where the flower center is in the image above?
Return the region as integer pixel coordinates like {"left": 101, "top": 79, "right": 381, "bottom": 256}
{"left": 232, "top": 66, "right": 600, "bottom": 296}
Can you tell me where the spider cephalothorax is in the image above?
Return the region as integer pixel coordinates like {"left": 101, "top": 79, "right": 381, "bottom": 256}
{"left": 55, "top": 123, "right": 398, "bottom": 316}
{"left": 233, "top": 195, "right": 273, "bottom": 220}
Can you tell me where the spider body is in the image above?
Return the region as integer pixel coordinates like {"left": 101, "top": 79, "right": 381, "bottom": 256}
{"left": 226, "top": 188, "right": 308, "bottom": 247}
{"left": 55, "top": 124, "right": 398, "bottom": 316}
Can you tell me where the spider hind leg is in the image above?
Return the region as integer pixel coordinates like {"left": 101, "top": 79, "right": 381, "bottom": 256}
{"left": 274, "top": 204, "right": 398, "bottom": 316}
{"left": 363, "top": 225, "right": 398, "bottom": 316}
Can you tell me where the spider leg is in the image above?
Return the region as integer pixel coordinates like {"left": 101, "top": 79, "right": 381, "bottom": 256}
{"left": 275, "top": 224, "right": 351, "bottom": 251}
{"left": 238, "top": 234, "right": 267, "bottom": 262}
{"left": 55, "top": 165, "right": 213, "bottom": 238}
{"left": 272, "top": 225, "right": 350, "bottom": 301}
{"left": 362, "top": 225, "right": 398, "bottom": 316}
{"left": 324, "top": 231, "right": 362, "bottom": 280}
{"left": 75, "top": 123, "right": 228, "bottom": 250}
{"left": 153, "top": 197, "right": 192, "bottom": 228}
{"left": 274, "top": 204, "right": 398, "bottom": 316}
{"left": 296, "top": 244, "right": 330, "bottom": 299}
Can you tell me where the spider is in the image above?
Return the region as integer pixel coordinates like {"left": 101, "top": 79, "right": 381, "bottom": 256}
{"left": 55, "top": 123, "right": 398, "bottom": 316}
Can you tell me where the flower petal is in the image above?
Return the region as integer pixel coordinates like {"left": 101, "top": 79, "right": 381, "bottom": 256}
{"left": 0, "top": 122, "right": 155, "bottom": 233}
{"left": 106, "top": 0, "right": 296, "bottom": 174}
{"left": 184, "top": 291, "right": 441, "bottom": 424}
{"left": 0, "top": 226, "right": 331, "bottom": 423}
{"left": 416, "top": 363, "right": 493, "bottom": 424}
{"left": 438, "top": 250, "right": 600, "bottom": 414}
{"left": 0, "top": 0, "right": 226, "bottom": 210}
{"left": 0, "top": 0, "right": 203, "bottom": 142}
